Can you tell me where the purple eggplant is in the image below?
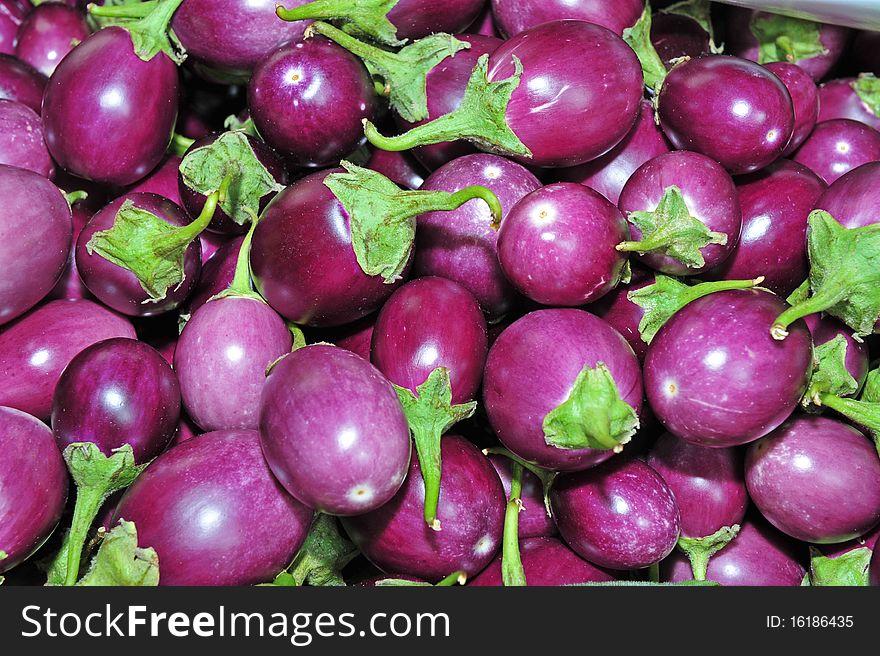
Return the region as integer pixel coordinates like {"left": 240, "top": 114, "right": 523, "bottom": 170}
{"left": 723, "top": 7, "right": 850, "bottom": 82}
{"left": 114, "top": 429, "right": 314, "bottom": 586}
{"left": 804, "top": 313, "right": 869, "bottom": 389}
{"left": 76, "top": 192, "right": 203, "bottom": 317}
{"left": 48, "top": 201, "right": 93, "bottom": 302}
{"left": 0, "top": 53, "right": 46, "bottom": 112}
{"left": 488, "top": 454, "right": 555, "bottom": 539}
{"left": 491, "top": 0, "right": 642, "bottom": 38}
{"left": 556, "top": 100, "right": 670, "bottom": 205}
{"left": 792, "top": 118, "right": 880, "bottom": 185}
{"left": 176, "top": 296, "right": 292, "bottom": 432}
{"left": 42, "top": 25, "right": 179, "bottom": 186}
{"left": 483, "top": 309, "right": 643, "bottom": 471}
{"left": 248, "top": 37, "right": 377, "bottom": 168}
{"left": 412, "top": 153, "right": 540, "bottom": 320}
{"left": 648, "top": 433, "right": 748, "bottom": 538}
{"left": 0, "top": 0, "right": 27, "bottom": 55}
{"left": 52, "top": 338, "right": 180, "bottom": 463}
{"left": 814, "top": 160, "right": 880, "bottom": 230}
{"left": 341, "top": 435, "right": 505, "bottom": 581}
{"left": 182, "top": 234, "right": 243, "bottom": 315}
{"left": 746, "top": 415, "right": 880, "bottom": 544}
{"left": 14, "top": 2, "right": 89, "bottom": 77}
{"left": 371, "top": 276, "right": 487, "bottom": 404}
{"left": 470, "top": 536, "right": 613, "bottom": 586}
{"left": 326, "top": 314, "right": 376, "bottom": 361}
{"left": 644, "top": 290, "right": 812, "bottom": 447}
{"left": 259, "top": 344, "right": 411, "bottom": 515}
{"left": 0, "top": 99, "right": 52, "bottom": 177}
{"left": 0, "top": 299, "right": 136, "bottom": 420}
{"left": 171, "top": 0, "right": 306, "bottom": 80}
{"left": 0, "top": 406, "right": 68, "bottom": 573}
{"left": 497, "top": 182, "right": 629, "bottom": 306}
{"left": 394, "top": 34, "right": 502, "bottom": 171}
{"left": 818, "top": 77, "right": 880, "bottom": 131}
{"left": 765, "top": 62, "right": 819, "bottom": 157}
{"left": 250, "top": 169, "right": 407, "bottom": 327}
{"left": 706, "top": 159, "right": 825, "bottom": 296}
{"left": 177, "top": 131, "right": 287, "bottom": 234}
{"left": 617, "top": 150, "right": 741, "bottom": 276}
{"left": 551, "top": 458, "right": 680, "bottom": 570}
{"left": 662, "top": 518, "right": 805, "bottom": 586}
{"left": 366, "top": 148, "right": 426, "bottom": 190}
{"left": 366, "top": 20, "right": 644, "bottom": 169}
{"left": 128, "top": 155, "right": 182, "bottom": 205}
{"left": 0, "top": 165, "right": 71, "bottom": 325}
{"left": 650, "top": 12, "right": 711, "bottom": 68}
{"left": 469, "top": 5, "right": 498, "bottom": 37}
{"left": 657, "top": 55, "right": 794, "bottom": 174}
{"left": 588, "top": 265, "right": 655, "bottom": 361}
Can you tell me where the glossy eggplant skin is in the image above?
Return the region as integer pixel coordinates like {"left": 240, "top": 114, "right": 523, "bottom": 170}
{"left": 412, "top": 154, "right": 540, "bottom": 321}
{"left": 765, "top": 62, "right": 818, "bottom": 157}
{"left": 551, "top": 458, "right": 681, "bottom": 570}
{"left": 644, "top": 290, "right": 812, "bottom": 448}
{"left": 491, "top": 0, "right": 643, "bottom": 38}
{"left": 814, "top": 161, "right": 880, "bottom": 230}
{"left": 250, "top": 170, "right": 409, "bottom": 328}
{"left": 0, "top": 53, "right": 46, "bottom": 112}
{"left": 483, "top": 309, "right": 643, "bottom": 472}
{"left": 706, "top": 159, "right": 825, "bottom": 296}
{"left": 792, "top": 119, "right": 880, "bottom": 185}
{"left": 114, "top": 429, "right": 314, "bottom": 586}
{"left": 42, "top": 27, "right": 179, "bottom": 186}
{"left": 746, "top": 415, "right": 880, "bottom": 544}
{"left": 371, "top": 276, "right": 487, "bottom": 404}
{"left": 662, "top": 518, "right": 806, "bottom": 586}
{"left": 657, "top": 55, "right": 794, "bottom": 174}
{"left": 175, "top": 296, "right": 292, "bottom": 432}
{"left": 0, "top": 406, "right": 68, "bottom": 573}
{"left": 469, "top": 537, "right": 614, "bottom": 586}
{"left": 0, "top": 300, "right": 136, "bottom": 420}
{"left": 248, "top": 37, "right": 377, "bottom": 168}
{"left": 588, "top": 266, "right": 655, "bottom": 361}
{"left": 52, "top": 338, "right": 180, "bottom": 463}
{"left": 259, "top": 345, "right": 412, "bottom": 516}
{"left": 14, "top": 2, "right": 89, "bottom": 77}
{"left": 647, "top": 433, "right": 748, "bottom": 539}
{"left": 818, "top": 78, "right": 880, "bottom": 132}
{"left": 497, "top": 182, "right": 629, "bottom": 306}
{"left": 341, "top": 435, "right": 506, "bottom": 581}
{"left": 387, "top": 0, "right": 487, "bottom": 40}
{"left": 0, "top": 99, "right": 53, "bottom": 177}
{"left": 172, "top": 0, "right": 306, "bottom": 79}
{"left": 556, "top": 100, "right": 670, "bottom": 205}
{"left": 0, "top": 164, "right": 71, "bottom": 326}
{"left": 486, "top": 20, "right": 644, "bottom": 168}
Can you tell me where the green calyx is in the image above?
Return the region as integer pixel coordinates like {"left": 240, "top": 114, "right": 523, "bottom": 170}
{"left": 853, "top": 73, "right": 880, "bottom": 119}
{"left": 90, "top": 0, "right": 187, "bottom": 64}
{"left": 76, "top": 520, "right": 159, "bottom": 586}
{"left": 308, "top": 21, "right": 469, "bottom": 124}
{"left": 815, "top": 367, "right": 880, "bottom": 454}
{"left": 276, "top": 0, "right": 404, "bottom": 47}
{"left": 269, "top": 515, "right": 357, "bottom": 587}
{"left": 750, "top": 12, "right": 826, "bottom": 65}
{"left": 622, "top": 3, "right": 667, "bottom": 95}
{"left": 806, "top": 546, "right": 873, "bottom": 586}
{"left": 771, "top": 210, "right": 880, "bottom": 340}
{"left": 630, "top": 274, "right": 765, "bottom": 344}
{"left": 59, "top": 444, "right": 149, "bottom": 587}
{"left": 542, "top": 363, "right": 639, "bottom": 452}
{"left": 364, "top": 53, "right": 531, "bottom": 159}
{"left": 677, "top": 525, "right": 740, "bottom": 582}
{"left": 87, "top": 176, "right": 229, "bottom": 303}
{"left": 208, "top": 212, "right": 265, "bottom": 304}
{"left": 501, "top": 461, "right": 527, "bottom": 587}
{"left": 394, "top": 367, "right": 477, "bottom": 531}
{"left": 325, "top": 161, "right": 502, "bottom": 283}
{"left": 803, "top": 334, "right": 860, "bottom": 407}
{"left": 180, "top": 130, "right": 283, "bottom": 227}
{"left": 616, "top": 185, "right": 728, "bottom": 269}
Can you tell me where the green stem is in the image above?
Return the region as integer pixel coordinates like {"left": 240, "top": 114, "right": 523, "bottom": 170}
{"left": 276, "top": 0, "right": 345, "bottom": 22}
{"left": 309, "top": 20, "right": 397, "bottom": 70}
{"left": 483, "top": 446, "right": 556, "bottom": 517}
{"left": 228, "top": 210, "right": 260, "bottom": 295}
{"left": 365, "top": 114, "right": 466, "bottom": 153}
{"left": 678, "top": 277, "right": 765, "bottom": 307}
{"left": 404, "top": 186, "right": 503, "bottom": 229}
{"left": 154, "top": 173, "right": 230, "bottom": 257}
{"left": 88, "top": 1, "right": 157, "bottom": 19}
{"left": 65, "top": 190, "right": 89, "bottom": 206}
{"left": 501, "top": 462, "right": 527, "bottom": 587}
{"left": 435, "top": 571, "right": 467, "bottom": 586}
{"left": 771, "top": 278, "right": 849, "bottom": 340}
{"left": 63, "top": 489, "right": 104, "bottom": 586}
{"left": 617, "top": 233, "right": 677, "bottom": 254}
{"left": 648, "top": 562, "right": 660, "bottom": 583}
{"left": 170, "top": 133, "right": 195, "bottom": 157}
